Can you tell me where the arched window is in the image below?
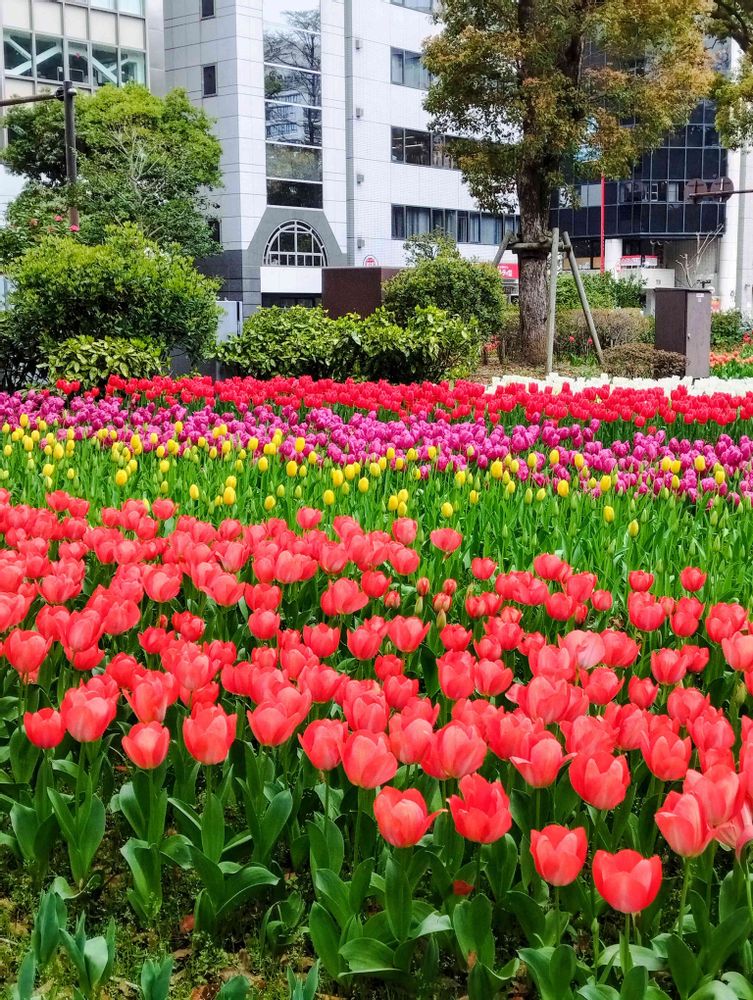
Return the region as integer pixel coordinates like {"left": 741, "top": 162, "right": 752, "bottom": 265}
{"left": 264, "top": 221, "right": 327, "bottom": 267}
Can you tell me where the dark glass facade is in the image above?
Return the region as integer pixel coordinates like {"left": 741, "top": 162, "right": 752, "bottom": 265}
{"left": 550, "top": 100, "right": 728, "bottom": 242}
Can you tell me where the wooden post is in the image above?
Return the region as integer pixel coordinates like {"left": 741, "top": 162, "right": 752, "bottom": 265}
{"left": 545, "top": 227, "right": 559, "bottom": 376}
{"left": 563, "top": 232, "right": 604, "bottom": 367}
{"left": 492, "top": 230, "right": 513, "bottom": 267}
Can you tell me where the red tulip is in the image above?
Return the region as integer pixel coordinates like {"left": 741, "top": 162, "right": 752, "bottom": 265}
{"left": 628, "top": 571, "right": 654, "bottom": 592}
{"left": 126, "top": 672, "right": 179, "bottom": 723}
{"left": 650, "top": 648, "right": 686, "bottom": 686}
{"left": 680, "top": 567, "right": 706, "bottom": 592}
{"left": 24, "top": 707, "right": 65, "bottom": 748}
{"left": 391, "top": 518, "right": 417, "bottom": 545}
{"left": 388, "top": 714, "right": 434, "bottom": 764}
{"left": 347, "top": 624, "right": 383, "bottom": 661}
{"left": 320, "top": 578, "right": 369, "bottom": 616}
{"left": 373, "top": 787, "right": 442, "bottom": 847}
{"left": 341, "top": 730, "right": 398, "bottom": 788}
{"left": 593, "top": 849, "right": 662, "bottom": 914}
{"left": 448, "top": 773, "right": 512, "bottom": 843}
{"left": 642, "top": 729, "right": 691, "bottom": 781}
{"left": 569, "top": 751, "right": 630, "bottom": 810}
{"left": 600, "top": 630, "right": 640, "bottom": 668}
{"left": 298, "top": 719, "right": 347, "bottom": 770}
{"left": 628, "top": 675, "right": 658, "bottom": 709}
{"left": 591, "top": 589, "right": 613, "bottom": 612}
{"left": 684, "top": 764, "right": 745, "bottom": 828}
{"left": 510, "top": 731, "right": 570, "bottom": 788}
{"left": 387, "top": 616, "right": 430, "bottom": 653}
{"left": 437, "top": 650, "right": 475, "bottom": 700}
{"left": 655, "top": 791, "right": 712, "bottom": 858}
{"left": 721, "top": 633, "right": 753, "bottom": 671}
{"left": 706, "top": 603, "right": 747, "bottom": 643}
{"left": 530, "top": 825, "right": 587, "bottom": 885}
{"left": 143, "top": 564, "right": 182, "bottom": 603}
{"left": 628, "top": 593, "right": 666, "bottom": 632}
{"left": 247, "top": 687, "right": 311, "bottom": 746}
{"left": 122, "top": 721, "right": 170, "bottom": 769}
{"left": 473, "top": 657, "right": 513, "bottom": 698}
{"left": 4, "top": 629, "right": 51, "bottom": 677}
{"left": 296, "top": 507, "right": 322, "bottom": 530}
{"left": 421, "top": 721, "right": 487, "bottom": 779}
{"left": 429, "top": 528, "right": 462, "bottom": 554}
{"left": 183, "top": 704, "right": 235, "bottom": 764}
{"left": 471, "top": 557, "right": 497, "bottom": 580}
{"left": 61, "top": 687, "right": 117, "bottom": 742}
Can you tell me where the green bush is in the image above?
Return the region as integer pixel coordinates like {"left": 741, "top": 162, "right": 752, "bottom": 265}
{"left": 5, "top": 223, "right": 221, "bottom": 365}
{"left": 218, "top": 304, "right": 479, "bottom": 383}
{"left": 0, "top": 311, "right": 43, "bottom": 392}
{"left": 495, "top": 307, "right": 521, "bottom": 361}
{"left": 603, "top": 343, "right": 685, "bottom": 378}
{"left": 556, "top": 308, "right": 651, "bottom": 354}
{"left": 382, "top": 254, "right": 506, "bottom": 345}
{"left": 556, "top": 272, "right": 645, "bottom": 311}
{"left": 711, "top": 309, "right": 745, "bottom": 347}
{"left": 47, "top": 336, "right": 168, "bottom": 387}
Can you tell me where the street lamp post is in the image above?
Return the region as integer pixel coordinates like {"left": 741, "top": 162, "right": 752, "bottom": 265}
{"left": 0, "top": 81, "right": 79, "bottom": 228}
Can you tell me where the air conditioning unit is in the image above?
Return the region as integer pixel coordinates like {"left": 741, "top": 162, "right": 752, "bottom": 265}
{"left": 355, "top": 107, "right": 364, "bottom": 118}
{"left": 356, "top": 173, "right": 365, "bottom": 184}
{"left": 355, "top": 38, "right": 362, "bottom": 49}
{"left": 357, "top": 237, "right": 366, "bottom": 249}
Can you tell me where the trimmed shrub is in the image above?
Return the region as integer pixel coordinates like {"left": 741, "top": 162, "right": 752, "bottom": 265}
{"left": 556, "top": 272, "right": 645, "bottom": 311}
{"left": 711, "top": 309, "right": 745, "bottom": 347}
{"left": 603, "top": 343, "right": 685, "bottom": 378}
{"left": 218, "top": 304, "right": 479, "bottom": 383}
{"left": 5, "top": 223, "right": 221, "bottom": 365}
{"left": 0, "top": 311, "right": 43, "bottom": 392}
{"left": 383, "top": 255, "right": 506, "bottom": 346}
{"left": 556, "top": 308, "right": 651, "bottom": 355}
{"left": 47, "top": 336, "right": 168, "bottom": 387}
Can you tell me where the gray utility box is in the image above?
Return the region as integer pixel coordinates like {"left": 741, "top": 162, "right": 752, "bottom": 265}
{"left": 654, "top": 288, "right": 711, "bottom": 378}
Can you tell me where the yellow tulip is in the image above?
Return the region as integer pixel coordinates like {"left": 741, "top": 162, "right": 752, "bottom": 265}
{"left": 490, "top": 460, "right": 503, "bottom": 480}
{"left": 441, "top": 501, "right": 453, "bottom": 519}
{"left": 115, "top": 469, "right": 127, "bottom": 487}
{"left": 358, "top": 477, "right": 369, "bottom": 493}
{"left": 556, "top": 480, "right": 569, "bottom": 498}
{"left": 604, "top": 505, "right": 615, "bottom": 523}
{"left": 189, "top": 484, "right": 200, "bottom": 500}
{"left": 223, "top": 486, "right": 236, "bottom": 505}
{"left": 264, "top": 495, "right": 276, "bottom": 511}
{"left": 323, "top": 489, "right": 335, "bottom": 506}
{"left": 628, "top": 519, "right": 639, "bottom": 537}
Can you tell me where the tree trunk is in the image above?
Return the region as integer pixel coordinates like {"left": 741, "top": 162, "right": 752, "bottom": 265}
{"left": 516, "top": 169, "right": 554, "bottom": 366}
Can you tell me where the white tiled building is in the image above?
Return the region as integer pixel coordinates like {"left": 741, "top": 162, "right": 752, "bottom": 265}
{"left": 163, "top": 0, "right": 518, "bottom": 313}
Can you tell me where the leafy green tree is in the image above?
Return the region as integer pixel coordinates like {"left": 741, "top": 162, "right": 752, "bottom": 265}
{"left": 709, "top": 2, "right": 753, "bottom": 146}
{"left": 5, "top": 224, "right": 221, "bottom": 372}
{"left": 423, "top": 0, "right": 712, "bottom": 363}
{"left": 402, "top": 229, "right": 463, "bottom": 264}
{"left": 0, "top": 84, "right": 222, "bottom": 261}
{"left": 383, "top": 253, "right": 506, "bottom": 347}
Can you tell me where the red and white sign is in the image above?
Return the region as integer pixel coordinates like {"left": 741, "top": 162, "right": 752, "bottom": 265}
{"left": 497, "top": 261, "right": 519, "bottom": 280}
{"left": 362, "top": 255, "right": 379, "bottom": 268}
{"left": 620, "top": 255, "right": 659, "bottom": 269}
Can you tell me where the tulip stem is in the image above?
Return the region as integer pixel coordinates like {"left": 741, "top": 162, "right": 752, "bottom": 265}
{"left": 475, "top": 845, "right": 483, "bottom": 894}
{"left": 323, "top": 773, "right": 330, "bottom": 820}
{"left": 745, "top": 859, "right": 753, "bottom": 929}
{"left": 676, "top": 858, "right": 691, "bottom": 936}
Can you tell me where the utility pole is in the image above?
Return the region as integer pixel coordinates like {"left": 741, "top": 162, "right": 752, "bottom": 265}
{"left": 0, "top": 82, "right": 79, "bottom": 228}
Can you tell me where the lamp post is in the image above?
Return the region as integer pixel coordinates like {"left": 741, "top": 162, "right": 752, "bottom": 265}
{"left": 0, "top": 81, "right": 79, "bottom": 227}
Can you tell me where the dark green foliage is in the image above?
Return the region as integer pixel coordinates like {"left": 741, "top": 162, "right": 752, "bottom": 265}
{"left": 47, "top": 336, "right": 168, "bottom": 387}
{"left": 556, "top": 273, "right": 645, "bottom": 312}
{"left": 382, "top": 254, "right": 506, "bottom": 346}
{"left": 5, "top": 225, "right": 221, "bottom": 365}
{"left": 603, "top": 343, "right": 686, "bottom": 378}
{"left": 711, "top": 310, "right": 745, "bottom": 347}
{"left": 0, "top": 313, "right": 43, "bottom": 393}
{"left": 557, "top": 309, "right": 651, "bottom": 354}
{"left": 218, "top": 304, "right": 480, "bottom": 383}
{"left": 0, "top": 84, "right": 222, "bottom": 261}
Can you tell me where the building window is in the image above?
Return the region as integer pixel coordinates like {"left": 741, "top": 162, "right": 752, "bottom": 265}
{"left": 120, "top": 50, "right": 146, "bottom": 85}
{"left": 201, "top": 0, "right": 216, "bottom": 17}
{"left": 390, "top": 48, "right": 432, "bottom": 89}
{"left": 264, "top": 221, "right": 327, "bottom": 267}
{"left": 391, "top": 127, "right": 456, "bottom": 169}
{"left": 92, "top": 44, "right": 119, "bottom": 87}
{"left": 264, "top": 0, "right": 322, "bottom": 209}
{"left": 208, "top": 218, "right": 221, "bottom": 243}
{"left": 202, "top": 64, "right": 217, "bottom": 97}
{"left": 392, "top": 204, "right": 519, "bottom": 244}
{"left": 390, "top": 49, "right": 432, "bottom": 89}
{"left": 391, "top": 0, "right": 434, "bottom": 10}
{"left": 68, "top": 41, "right": 90, "bottom": 85}
{"left": 35, "top": 35, "right": 65, "bottom": 82}
{"left": 4, "top": 30, "right": 33, "bottom": 78}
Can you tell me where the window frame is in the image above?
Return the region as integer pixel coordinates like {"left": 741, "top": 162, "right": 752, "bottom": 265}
{"left": 202, "top": 63, "right": 218, "bottom": 97}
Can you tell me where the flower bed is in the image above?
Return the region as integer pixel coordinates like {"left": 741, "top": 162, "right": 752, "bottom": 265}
{"left": 2, "top": 378, "right": 753, "bottom": 997}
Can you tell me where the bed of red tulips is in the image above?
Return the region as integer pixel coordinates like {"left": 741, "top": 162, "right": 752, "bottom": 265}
{"left": 3, "top": 487, "right": 753, "bottom": 998}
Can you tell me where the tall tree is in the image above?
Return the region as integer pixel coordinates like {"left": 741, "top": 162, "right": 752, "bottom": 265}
{"left": 0, "top": 84, "right": 223, "bottom": 261}
{"left": 709, "top": 2, "right": 753, "bottom": 147}
{"left": 423, "top": 0, "right": 712, "bottom": 364}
